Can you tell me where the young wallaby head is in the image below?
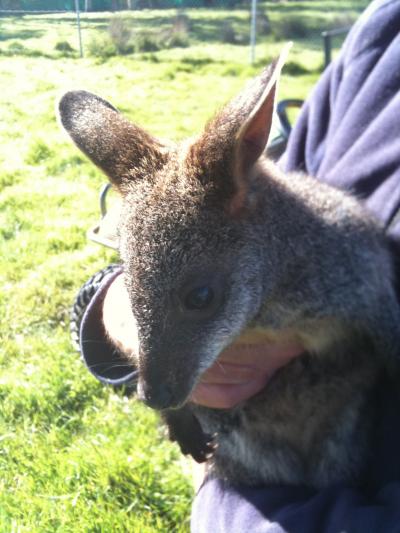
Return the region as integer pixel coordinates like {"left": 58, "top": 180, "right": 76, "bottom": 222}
{"left": 59, "top": 50, "right": 290, "bottom": 409}
{"left": 59, "top": 46, "right": 400, "bottom": 411}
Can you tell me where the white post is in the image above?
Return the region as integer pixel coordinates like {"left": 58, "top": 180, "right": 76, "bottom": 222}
{"left": 75, "top": 0, "right": 83, "bottom": 58}
{"left": 249, "top": 0, "right": 257, "bottom": 64}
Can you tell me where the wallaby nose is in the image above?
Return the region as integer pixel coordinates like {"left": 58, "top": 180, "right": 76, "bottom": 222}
{"left": 138, "top": 380, "right": 173, "bottom": 410}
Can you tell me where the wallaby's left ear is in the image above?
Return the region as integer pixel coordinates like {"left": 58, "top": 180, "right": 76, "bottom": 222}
{"left": 234, "top": 43, "right": 291, "bottom": 179}
{"left": 226, "top": 44, "right": 291, "bottom": 215}
{"left": 235, "top": 43, "right": 291, "bottom": 180}
{"left": 187, "top": 44, "right": 291, "bottom": 209}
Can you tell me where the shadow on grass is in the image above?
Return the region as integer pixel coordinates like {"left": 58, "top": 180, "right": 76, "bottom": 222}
{"left": 0, "top": 28, "right": 45, "bottom": 42}
{"left": 22, "top": 11, "right": 252, "bottom": 42}
{"left": 190, "top": 15, "right": 248, "bottom": 43}
{"left": 0, "top": 6, "right": 352, "bottom": 61}
{"left": 267, "top": 0, "right": 369, "bottom": 15}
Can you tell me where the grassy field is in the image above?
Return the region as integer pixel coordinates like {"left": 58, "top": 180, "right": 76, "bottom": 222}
{"left": 0, "top": 1, "right": 369, "bottom": 531}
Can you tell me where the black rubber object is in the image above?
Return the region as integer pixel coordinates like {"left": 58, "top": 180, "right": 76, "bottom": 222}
{"left": 70, "top": 264, "right": 122, "bottom": 352}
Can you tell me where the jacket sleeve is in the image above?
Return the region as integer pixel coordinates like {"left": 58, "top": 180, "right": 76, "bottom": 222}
{"left": 191, "top": 476, "right": 400, "bottom": 533}
{"left": 192, "top": 1, "right": 400, "bottom": 531}
{"left": 282, "top": 0, "right": 400, "bottom": 245}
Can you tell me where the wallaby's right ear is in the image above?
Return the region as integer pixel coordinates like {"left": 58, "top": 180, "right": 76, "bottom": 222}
{"left": 58, "top": 90, "right": 167, "bottom": 193}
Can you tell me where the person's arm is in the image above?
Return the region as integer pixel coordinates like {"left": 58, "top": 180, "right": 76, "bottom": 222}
{"left": 282, "top": 0, "right": 400, "bottom": 241}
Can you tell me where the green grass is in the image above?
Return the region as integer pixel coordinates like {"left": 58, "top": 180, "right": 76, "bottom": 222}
{"left": 0, "top": 1, "right": 369, "bottom": 530}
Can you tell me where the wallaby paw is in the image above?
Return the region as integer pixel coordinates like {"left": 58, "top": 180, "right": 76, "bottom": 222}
{"left": 182, "top": 431, "right": 218, "bottom": 464}
{"left": 164, "top": 408, "right": 219, "bottom": 463}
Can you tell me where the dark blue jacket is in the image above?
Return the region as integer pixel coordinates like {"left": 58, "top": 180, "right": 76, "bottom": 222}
{"left": 191, "top": 1, "right": 400, "bottom": 530}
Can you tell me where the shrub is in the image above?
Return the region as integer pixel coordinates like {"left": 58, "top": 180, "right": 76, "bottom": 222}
{"left": 181, "top": 56, "right": 213, "bottom": 67}
{"left": 143, "top": 53, "right": 160, "bottom": 63}
{"left": 221, "top": 21, "right": 237, "bottom": 44}
{"left": 283, "top": 60, "right": 309, "bottom": 76}
{"left": 134, "top": 33, "right": 161, "bottom": 53}
{"left": 256, "top": 11, "right": 271, "bottom": 36}
{"left": 7, "top": 42, "right": 26, "bottom": 55}
{"left": 87, "top": 33, "right": 117, "bottom": 59}
{"left": 171, "top": 12, "right": 191, "bottom": 34}
{"left": 108, "top": 15, "right": 134, "bottom": 55}
{"left": 160, "top": 13, "right": 190, "bottom": 49}
{"left": 3, "top": 42, "right": 45, "bottom": 58}
{"left": 55, "top": 41, "right": 75, "bottom": 56}
{"left": 273, "top": 17, "right": 310, "bottom": 39}
{"left": 164, "top": 30, "right": 189, "bottom": 49}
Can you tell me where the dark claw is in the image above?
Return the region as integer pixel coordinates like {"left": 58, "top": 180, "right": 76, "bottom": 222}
{"left": 163, "top": 407, "right": 219, "bottom": 463}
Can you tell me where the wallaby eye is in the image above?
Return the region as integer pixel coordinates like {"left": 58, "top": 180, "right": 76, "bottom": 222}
{"left": 184, "top": 286, "right": 214, "bottom": 310}
{"left": 177, "top": 272, "right": 225, "bottom": 319}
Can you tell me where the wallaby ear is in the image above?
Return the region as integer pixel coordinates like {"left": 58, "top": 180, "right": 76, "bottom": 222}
{"left": 187, "top": 45, "right": 291, "bottom": 208}
{"left": 233, "top": 43, "right": 291, "bottom": 187}
{"left": 58, "top": 90, "right": 167, "bottom": 193}
{"left": 235, "top": 50, "right": 289, "bottom": 175}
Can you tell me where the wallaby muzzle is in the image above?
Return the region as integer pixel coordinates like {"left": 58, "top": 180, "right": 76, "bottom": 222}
{"left": 137, "top": 378, "right": 175, "bottom": 410}
{"left": 138, "top": 346, "right": 201, "bottom": 410}
{"left": 138, "top": 375, "right": 194, "bottom": 410}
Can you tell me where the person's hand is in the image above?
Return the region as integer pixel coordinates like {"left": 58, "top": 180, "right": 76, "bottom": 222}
{"left": 189, "top": 338, "right": 304, "bottom": 490}
{"left": 102, "top": 273, "right": 139, "bottom": 357}
{"left": 189, "top": 339, "right": 304, "bottom": 409}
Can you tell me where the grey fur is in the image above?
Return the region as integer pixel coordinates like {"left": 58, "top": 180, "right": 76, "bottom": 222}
{"left": 59, "top": 56, "right": 400, "bottom": 488}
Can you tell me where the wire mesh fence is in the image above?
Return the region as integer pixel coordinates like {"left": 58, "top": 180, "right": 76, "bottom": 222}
{"left": 0, "top": 1, "right": 371, "bottom": 64}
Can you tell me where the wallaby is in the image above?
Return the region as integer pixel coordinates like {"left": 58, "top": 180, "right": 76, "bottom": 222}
{"left": 59, "top": 49, "right": 400, "bottom": 488}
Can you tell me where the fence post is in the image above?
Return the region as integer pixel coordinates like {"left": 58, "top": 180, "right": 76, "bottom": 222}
{"left": 321, "top": 31, "right": 331, "bottom": 69}
{"left": 75, "top": 0, "right": 83, "bottom": 58}
{"left": 321, "top": 27, "right": 351, "bottom": 69}
{"left": 249, "top": 0, "right": 257, "bottom": 64}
